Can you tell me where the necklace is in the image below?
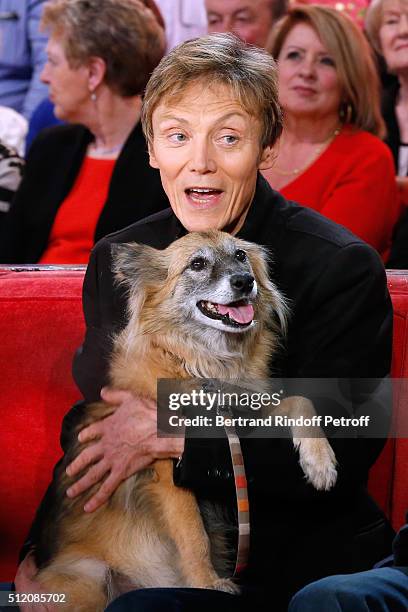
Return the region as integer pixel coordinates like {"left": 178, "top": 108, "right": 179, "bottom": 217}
{"left": 273, "top": 128, "right": 341, "bottom": 177}
{"left": 89, "top": 141, "right": 124, "bottom": 156}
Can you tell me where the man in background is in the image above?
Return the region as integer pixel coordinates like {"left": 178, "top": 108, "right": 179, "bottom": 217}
{"left": 206, "top": 0, "right": 287, "bottom": 48}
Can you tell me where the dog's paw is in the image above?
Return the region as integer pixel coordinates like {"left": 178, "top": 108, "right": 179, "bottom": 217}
{"left": 294, "top": 437, "right": 338, "bottom": 491}
{"left": 209, "top": 578, "right": 240, "bottom": 594}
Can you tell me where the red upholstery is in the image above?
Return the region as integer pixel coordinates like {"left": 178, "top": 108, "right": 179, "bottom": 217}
{"left": 0, "top": 267, "right": 407, "bottom": 581}
{"left": 368, "top": 271, "right": 408, "bottom": 531}
{"left": 0, "top": 268, "right": 85, "bottom": 581}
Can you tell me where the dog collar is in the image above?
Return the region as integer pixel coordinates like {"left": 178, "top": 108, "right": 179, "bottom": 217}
{"left": 220, "top": 406, "right": 250, "bottom": 577}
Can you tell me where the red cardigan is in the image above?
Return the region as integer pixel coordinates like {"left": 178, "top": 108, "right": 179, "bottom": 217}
{"left": 276, "top": 127, "right": 401, "bottom": 262}
{"left": 39, "top": 157, "right": 116, "bottom": 264}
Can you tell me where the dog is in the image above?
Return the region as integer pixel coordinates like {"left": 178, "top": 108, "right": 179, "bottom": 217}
{"left": 31, "top": 230, "right": 337, "bottom": 610}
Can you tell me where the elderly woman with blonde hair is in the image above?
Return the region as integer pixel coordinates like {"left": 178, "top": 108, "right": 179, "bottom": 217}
{"left": 366, "top": 0, "right": 408, "bottom": 267}
{"left": 0, "top": 0, "right": 168, "bottom": 264}
{"left": 263, "top": 4, "right": 400, "bottom": 262}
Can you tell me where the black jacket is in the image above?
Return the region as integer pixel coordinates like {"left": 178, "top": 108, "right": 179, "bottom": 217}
{"left": 62, "top": 175, "right": 393, "bottom": 608}
{"left": 0, "top": 122, "right": 168, "bottom": 263}
{"left": 383, "top": 78, "right": 401, "bottom": 173}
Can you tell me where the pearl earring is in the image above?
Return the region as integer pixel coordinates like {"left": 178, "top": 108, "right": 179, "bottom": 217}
{"left": 90, "top": 92, "right": 97, "bottom": 102}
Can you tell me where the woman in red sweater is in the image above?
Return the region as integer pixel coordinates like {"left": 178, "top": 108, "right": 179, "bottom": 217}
{"left": 263, "top": 5, "right": 400, "bottom": 262}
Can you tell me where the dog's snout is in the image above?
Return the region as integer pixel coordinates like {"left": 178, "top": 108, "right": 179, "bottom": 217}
{"left": 230, "top": 273, "right": 254, "bottom": 294}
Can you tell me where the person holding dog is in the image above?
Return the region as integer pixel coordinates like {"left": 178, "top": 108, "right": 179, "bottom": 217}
{"left": 16, "top": 33, "right": 394, "bottom": 612}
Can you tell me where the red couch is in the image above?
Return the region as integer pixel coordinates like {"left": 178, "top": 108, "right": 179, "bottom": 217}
{"left": 0, "top": 268, "right": 85, "bottom": 581}
{"left": 368, "top": 270, "right": 408, "bottom": 530}
{"left": 0, "top": 267, "right": 407, "bottom": 581}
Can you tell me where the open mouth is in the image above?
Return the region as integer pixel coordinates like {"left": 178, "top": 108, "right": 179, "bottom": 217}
{"left": 185, "top": 188, "right": 223, "bottom": 203}
{"left": 197, "top": 299, "right": 254, "bottom": 328}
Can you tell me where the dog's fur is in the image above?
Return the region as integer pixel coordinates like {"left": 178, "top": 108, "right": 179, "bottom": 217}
{"left": 32, "top": 231, "right": 337, "bottom": 610}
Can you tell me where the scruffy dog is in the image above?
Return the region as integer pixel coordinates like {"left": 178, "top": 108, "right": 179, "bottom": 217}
{"left": 31, "top": 230, "right": 337, "bottom": 611}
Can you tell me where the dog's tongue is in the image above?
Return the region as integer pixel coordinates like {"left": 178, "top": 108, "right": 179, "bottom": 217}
{"left": 217, "top": 302, "right": 254, "bottom": 324}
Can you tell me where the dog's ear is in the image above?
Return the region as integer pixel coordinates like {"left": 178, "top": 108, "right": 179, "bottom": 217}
{"left": 244, "top": 244, "right": 289, "bottom": 335}
{"left": 111, "top": 242, "right": 169, "bottom": 324}
{"left": 111, "top": 242, "right": 168, "bottom": 290}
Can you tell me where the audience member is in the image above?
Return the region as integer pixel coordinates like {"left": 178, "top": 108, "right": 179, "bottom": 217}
{"left": 155, "top": 0, "right": 207, "bottom": 52}
{"left": 25, "top": 1, "right": 162, "bottom": 153}
{"left": 288, "top": 516, "right": 408, "bottom": 611}
{"left": 263, "top": 4, "right": 400, "bottom": 262}
{"left": 0, "top": 0, "right": 48, "bottom": 119}
{"left": 366, "top": 0, "right": 408, "bottom": 196}
{"left": 0, "top": 140, "right": 24, "bottom": 227}
{"left": 206, "top": 0, "right": 287, "bottom": 48}
{"left": 0, "top": 0, "right": 168, "bottom": 265}
{"left": 366, "top": 0, "right": 408, "bottom": 268}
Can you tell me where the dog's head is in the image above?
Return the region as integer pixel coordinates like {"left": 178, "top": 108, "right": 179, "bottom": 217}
{"left": 112, "top": 231, "right": 287, "bottom": 346}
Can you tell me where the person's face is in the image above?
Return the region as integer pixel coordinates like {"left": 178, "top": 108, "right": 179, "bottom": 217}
{"left": 379, "top": 0, "right": 408, "bottom": 73}
{"left": 277, "top": 23, "right": 342, "bottom": 122}
{"left": 41, "top": 35, "right": 91, "bottom": 122}
{"left": 148, "top": 82, "right": 273, "bottom": 233}
{"left": 206, "top": 0, "right": 274, "bottom": 48}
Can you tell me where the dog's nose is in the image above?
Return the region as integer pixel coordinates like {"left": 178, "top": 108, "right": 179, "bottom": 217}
{"left": 230, "top": 273, "right": 254, "bottom": 294}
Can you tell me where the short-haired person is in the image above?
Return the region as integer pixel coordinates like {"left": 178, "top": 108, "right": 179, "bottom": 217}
{"left": 263, "top": 4, "right": 400, "bottom": 262}
{"left": 16, "top": 34, "right": 394, "bottom": 612}
{"left": 0, "top": 0, "right": 168, "bottom": 265}
{"left": 24, "top": 0, "right": 164, "bottom": 151}
{"left": 206, "top": 0, "right": 287, "bottom": 48}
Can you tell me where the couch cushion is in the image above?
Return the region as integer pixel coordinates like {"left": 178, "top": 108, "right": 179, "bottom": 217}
{"left": 385, "top": 272, "right": 408, "bottom": 530}
{"left": 0, "top": 268, "right": 85, "bottom": 580}
{"left": 1, "top": 268, "right": 407, "bottom": 580}
{"left": 368, "top": 272, "right": 408, "bottom": 531}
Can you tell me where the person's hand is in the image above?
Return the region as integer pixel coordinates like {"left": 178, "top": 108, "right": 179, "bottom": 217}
{"left": 396, "top": 176, "right": 408, "bottom": 206}
{"left": 14, "top": 553, "right": 57, "bottom": 612}
{"left": 66, "top": 388, "right": 185, "bottom": 512}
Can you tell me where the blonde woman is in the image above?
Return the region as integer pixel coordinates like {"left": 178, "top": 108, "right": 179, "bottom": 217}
{"left": 366, "top": 0, "right": 408, "bottom": 185}
{"left": 263, "top": 4, "right": 400, "bottom": 262}
{"left": 366, "top": 0, "right": 408, "bottom": 267}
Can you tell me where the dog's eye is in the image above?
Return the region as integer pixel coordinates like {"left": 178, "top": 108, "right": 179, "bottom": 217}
{"left": 190, "top": 257, "right": 207, "bottom": 271}
{"left": 235, "top": 249, "right": 247, "bottom": 262}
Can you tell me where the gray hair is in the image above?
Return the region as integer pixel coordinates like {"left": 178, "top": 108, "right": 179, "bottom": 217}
{"left": 364, "top": 0, "right": 403, "bottom": 54}
{"left": 141, "top": 33, "right": 283, "bottom": 149}
{"left": 42, "top": 0, "right": 165, "bottom": 97}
